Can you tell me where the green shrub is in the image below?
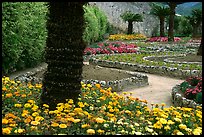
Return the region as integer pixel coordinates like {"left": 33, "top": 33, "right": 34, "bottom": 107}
{"left": 196, "top": 92, "right": 202, "bottom": 104}
{"left": 83, "top": 5, "right": 108, "bottom": 45}
{"left": 2, "top": 2, "right": 48, "bottom": 75}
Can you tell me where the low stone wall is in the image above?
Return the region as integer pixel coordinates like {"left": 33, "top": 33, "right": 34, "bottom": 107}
{"left": 89, "top": 53, "right": 202, "bottom": 79}
{"left": 81, "top": 67, "right": 148, "bottom": 92}
{"left": 171, "top": 85, "right": 202, "bottom": 108}
{"left": 13, "top": 63, "right": 149, "bottom": 92}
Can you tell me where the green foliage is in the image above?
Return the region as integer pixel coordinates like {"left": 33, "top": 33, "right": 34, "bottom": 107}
{"left": 2, "top": 2, "right": 48, "bottom": 75}
{"left": 180, "top": 81, "right": 191, "bottom": 93}
{"left": 83, "top": 5, "right": 108, "bottom": 45}
{"left": 195, "top": 92, "right": 202, "bottom": 104}
{"left": 120, "top": 11, "right": 143, "bottom": 22}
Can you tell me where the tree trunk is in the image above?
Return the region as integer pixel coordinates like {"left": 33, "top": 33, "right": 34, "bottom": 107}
{"left": 192, "top": 25, "right": 199, "bottom": 38}
{"left": 40, "top": 2, "right": 87, "bottom": 110}
{"left": 127, "top": 21, "right": 133, "bottom": 34}
{"left": 197, "top": 38, "right": 202, "bottom": 56}
{"left": 160, "top": 16, "right": 165, "bottom": 37}
{"left": 168, "top": 3, "right": 176, "bottom": 42}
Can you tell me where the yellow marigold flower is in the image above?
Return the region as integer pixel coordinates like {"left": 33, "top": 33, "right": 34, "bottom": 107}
{"left": 43, "top": 104, "right": 49, "bottom": 108}
{"left": 31, "top": 121, "right": 40, "bottom": 126}
{"left": 73, "top": 119, "right": 81, "bottom": 123}
{"left": 164, "top": 125, "right": 171, "bottom": 131}
{"left": 87, "top": 84, "right": 92, "bottom": 88}
{"left": 192, "top": 128, "right": 202, "bottom": 135}
{"left": 82, "top": 123, "right": 90, "bottom": 128}
{"left": 159, "top": 118, "right": 167, "bottom": 124}
{"left": 24, "top": 118, "right": 32, "bottom": 124}
{"left": 51, "top": 122, "right": 59, "bottom": 127}
{"left": 174, "top": 118, "right": 182, "bottom": 123}
{"left": 95, "top": 117, "right": 105, "bottom": 123}
{"left": 24, "top": 103, "right": 32, "bottom": 108}
{"left": 153, "top": 121, "right": 163, "bottom": 129}
{"left": 179, "top": 124, "right": 187, "bottom": 130}
{"left": 6, "top": 93, "right": 12, "bottom": 98}
{"left": 95, "top": 84, "right": 101, "bottom": 89}
{"left": 9, "top": 123, "right": 18, "bottom": 127}
{"left": 35, "top": 84, "right": 42, "bottom": 88}
{"left": 2, "top": 128, "right": 11, "bottom": 134}
{"left": 97, "top": 129, "right": 105, "bottom": 134}
{"left": 176, "top": 131, "right": 184, "bottom": 135}
{"left": 59, "top": 124, "right": 67, "bottom": 129}
{"left": 167, "top": 120, "right": 175, "bottom": 125}
{"left": 125, "top": 110, "right": 132, "bottom": 115}
{"left": 87, "top": 129, "right": 95, "bottom": 135}
{"left": 27, "top": 100, "right": 35, "bottom": 104}
{"left": 35, "top": 116, "right": 44, "bottom": 121}
{"left": 32, "top": 112, "right": 39, "bottom": 117}
{"left": 31, "top": 105, "right": 39, "bottom": 111}
{"left": 68, "top": 99, "right": 74, "bottom": 104}
{"left": 14, "top": 104, "right": 22, "bottom": 108}
{"left": 14, "top": 128, "right": 25, "bottom": 134}
{"left": 78, "top": 102, "right": 85, "bottom": 108}
{"left": 2, "top": 87, "right": 7, "bottom": 91}
{"left": 2, "top": 118, "right": 9, "bottom": 124}
{"left": 21, "top": 94, "right": 27, "bottom": 98}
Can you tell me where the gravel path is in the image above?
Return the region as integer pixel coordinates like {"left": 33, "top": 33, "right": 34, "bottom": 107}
{"left": 119, "top": 72, "right": 185, "bottom": 108}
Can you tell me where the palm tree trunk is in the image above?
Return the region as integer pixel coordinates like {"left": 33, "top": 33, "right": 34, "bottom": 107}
{"left": 160, "top": 16, "right": 165, "bottom": 37}
{"left": 127, "top": 21, "right": 133, "bottom": 34}
{"left": 197, "top": 38, "right": 202, "bottom": 56}
{"left": 40, "top": 2, "right": 87, "bottom": 110}
{"left": 168, "top": 3, "right": 176, "bottom": 42}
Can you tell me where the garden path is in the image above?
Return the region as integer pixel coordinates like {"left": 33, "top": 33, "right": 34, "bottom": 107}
{"left": 119, "top": 72, "right": 185, "bottom": 108}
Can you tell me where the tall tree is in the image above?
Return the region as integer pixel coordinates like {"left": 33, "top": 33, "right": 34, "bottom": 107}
{"left": 149, "top": 3, "right": 170, "bottom": 37}
{"left": 120, "top": 11, "right": 143, "bottom": 34}
{"left": 186, "top": 8, "right": 202, "bottom": 38}
{"left": 165, "top": 2, "right": 185, "bottom": 42}
{"left": 40, "top": 2, "right": 87, "bottom": 110}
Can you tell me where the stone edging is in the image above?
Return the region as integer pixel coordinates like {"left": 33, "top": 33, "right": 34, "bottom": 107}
{"left": 171, "top": 85, "right": 202, "bottom": 108}
{"left": 163, "top": 58, "right": 202, "bottom": 65}
{"left": 81, "top": 66, "right": 148, "bottom": 92}
{"left": 89, "top": 53, "right": 202, "bottom": 79}
{"left": 13, "top": 63, "right": 149, "bottom": 92}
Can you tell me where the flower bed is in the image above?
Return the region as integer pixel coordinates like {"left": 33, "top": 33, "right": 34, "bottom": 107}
{"left": 147, "top": 37, "right": 181, "bottom": 42}
{"left": 108, "top": 34, "right": 147, "bottom": 41}
{"left": 84, "top": 41, "right": 137, "bottom": 55}
{"left": 2, "top": 77, "right": 202, "bottom": 135}
{"left": 89, "top": 53, "right": 202, "bottom": 79}
{"left": 12, "top": 64, "right": 149, "bottom": 92}
{"left": 172, "top": 76, "right": 202, "bottom": 108}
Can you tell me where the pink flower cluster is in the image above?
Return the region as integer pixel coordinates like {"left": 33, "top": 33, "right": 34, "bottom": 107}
{"left": 84, "top": 41, "right": 137, "bottom": 55}
{"left": 147, "top": 37, "right": 181, "bottom": 42}
{"left": 184, "top": 76, "right": 202, "bottom": 99}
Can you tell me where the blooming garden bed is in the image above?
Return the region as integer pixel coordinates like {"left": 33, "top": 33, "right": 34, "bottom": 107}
{"left": 171, "top": 76, "right": 202, "bottom": 108}
{"left": 2, "top": 77, "right": 202, "bottom": 135}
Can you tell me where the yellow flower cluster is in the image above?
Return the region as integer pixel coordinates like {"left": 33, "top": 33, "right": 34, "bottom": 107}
{"left": 108, "top": 33, "right": 147, "bottom": 41}
{"left": 2, "top": 77, "right": 202, "bottom": 135}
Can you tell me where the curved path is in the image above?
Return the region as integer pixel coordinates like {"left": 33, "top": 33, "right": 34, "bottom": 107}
{"left": 7, "top": 62, "right": 185, "bottom": 108}
{"left": 119, "top": 72, "right": 185, "bottom": 108}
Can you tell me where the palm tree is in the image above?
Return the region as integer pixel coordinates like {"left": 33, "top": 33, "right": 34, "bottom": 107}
{"left": 186, "top": 8, "right": 202, "bottom": 38}
{"left": 165, "top": 2, "right": 185, "bottom": 42}
{"left": 120, "top": 11, "right": 143, "bottom": 34}
{"left": 40, "top": 2, "right": 87, "bottom": 110}
{"left": 149, "top": 3, "right": 170, "bottom": 37}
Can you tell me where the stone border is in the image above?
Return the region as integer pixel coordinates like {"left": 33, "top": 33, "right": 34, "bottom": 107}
{"left": 81, "top": 66, "right": 148, "bottom": 92}
{"left": 89, "top": 53, "right": 202, "bottom": 79}
{"left": 163, "top": 58, "right": 202, "bottom": 65}
{"left": 171, "top": 85, "right": 202, "bottom": 108}
{"left": 13, "top": 63, "right": 149, "bottom": 92}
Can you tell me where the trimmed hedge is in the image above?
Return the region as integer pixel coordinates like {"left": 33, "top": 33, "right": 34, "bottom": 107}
{"left": 2, "top": 2, "right": 48, "bottom": 75}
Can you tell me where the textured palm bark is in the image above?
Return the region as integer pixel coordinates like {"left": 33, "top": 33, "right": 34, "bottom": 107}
{"left": 168, "top": 3, "right": 176, "bottom": 42}
{"left": 127, "top": 21, "right": 133, "bottom": 34}
{"left": 159, "top": 16, "right": 165, "bottom": 37}
{"left": 40, "top": 2, "right": 87, "bottom": 110}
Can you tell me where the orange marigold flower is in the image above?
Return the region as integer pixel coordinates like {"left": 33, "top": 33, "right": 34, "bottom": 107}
{"left": 6, "top": 93, "right": 12, "bottom": 98}
{"left": 31, "top": 121, "right": 40, "bottom": 126}
{"left": 95, "top": 84, "right": 101, "bottom": 89}
{"left": 51, "top": 122, "right": 59, "bottom": 127}
{"left": 2, "top": 118, "right": 9, "bottom": 124}
{"left": 2, "top": 128, "right": 11, "bottom": 135}
{"left": 59, "top": 124, "right": 67, "bottom": 128}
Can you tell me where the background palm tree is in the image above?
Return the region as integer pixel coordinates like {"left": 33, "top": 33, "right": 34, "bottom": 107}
{"left": 149, "top": 3, "right": 170, "bottom": 37}
{"left": 40, "top": 2, "right": 87, "bottom": 110}
{"left": 120, "top": 11, "right": 143, "bottom": 34}
{"left": 165, "top": 2, "right": 185, "bottom": 41}
{"left": 186, "top": 8, "right": 202, "bottom": 38}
